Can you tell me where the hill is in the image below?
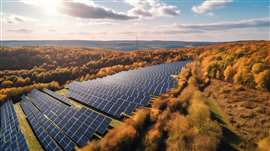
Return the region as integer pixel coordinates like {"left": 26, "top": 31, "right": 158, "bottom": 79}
{"left": 0, "top": 40, "right": 215, "bottom": 51}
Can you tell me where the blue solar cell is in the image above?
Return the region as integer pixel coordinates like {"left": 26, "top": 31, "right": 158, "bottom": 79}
{"left": 0, "top": 100, "right": 29, "bottom": 151}
{"left": 21, "top": 90, "right": 112, "bottom": 149}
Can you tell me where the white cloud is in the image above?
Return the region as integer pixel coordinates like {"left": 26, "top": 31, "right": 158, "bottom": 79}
{"left": 174, "top": 18, "right": 270, "bottom": 31}
{"left": 8, "top": 29, "right": 33, "bottom": 33}
{"left": 21, "top": 0, "right": 137, "bottom": 20}
{"left": 2, "top": 13, "right": 35, "bottom": 24}
{"left": 125, "top": 0, "right": 180, "bottom": 18}
{"left": 192, "top": 0, "right": 233, "bottom": 14}
{"left": 60, "top": 2, "right": 137, "bottom": 20}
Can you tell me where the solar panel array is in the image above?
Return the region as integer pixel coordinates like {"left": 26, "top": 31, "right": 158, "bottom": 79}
{"left": 0, "top": 100, "right": 28, "bottom": 151}
{"left": 68, "top": 61, "right": 188, "bottom": 118}
{"left": 42, "top": 88, "right": 72, "bottom": 106}
{"left": 1, "top": 61, "right": 187, "bottom": 151}
{"left": 21, "top": 89, "right": 112, "bottom": 150}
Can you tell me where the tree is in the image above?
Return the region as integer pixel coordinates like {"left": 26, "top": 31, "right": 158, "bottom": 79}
{"left": 252, "top": 63, "right": 266, "bottom": 74}
{"left": 1, "top": 80, "right": 14, "bottom": 87}
{"left": 224, "top": 65, "right": 234, "bottom": 81}
{"left": 254, "top": 69, "right": 270, "bottom": 91}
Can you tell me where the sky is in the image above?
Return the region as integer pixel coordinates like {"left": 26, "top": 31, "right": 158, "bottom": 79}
{"left": 1, "top": 0, "right": 270, "bottom": 41}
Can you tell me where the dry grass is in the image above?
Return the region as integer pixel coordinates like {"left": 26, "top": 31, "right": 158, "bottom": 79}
{"left": 204, "top": 79, "right": 270, "bottom": 150}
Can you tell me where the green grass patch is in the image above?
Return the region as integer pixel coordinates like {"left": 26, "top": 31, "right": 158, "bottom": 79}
{"left": 110, "top": 119, "right": 122, "bottom": 128}
{"left": 14, "top": 103, "right": 43, "bottom": 151}
{"left": 55, "top": 88, "right": 69, "bottom": 96}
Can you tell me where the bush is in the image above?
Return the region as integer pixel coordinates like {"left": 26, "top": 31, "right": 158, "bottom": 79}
{"left": 224, "top": 65, "right": 234, "bottom": 81}
{"left": 1, "top": 80, "right": 14, "bottom": 87}
{"left": 188, "top": 91, "right": 210, "bottom": 128}
{"left": 257, "top": 136, "right": 270, "bottom": 151}
{"left": 252, "top": 63, "right": 266, "bottom": 74}
{"left": 166, "top": 114, "right": 190, "bottom": 151}
{"left": 254, "top": 69, "right": 270, "bottom": 91}
{"left": 99, "top": 125, "right": 137, "bottom": 151}
{"left": 144, "top": 126, "right": 162, "bottom": 151}
{"left": 0, "top": 94, "right": 7, "bottom": 103}
{"left": 131, "top": 109, "right": 151, "bottom": 130}
{"left": 233, "top": 67, "right": 255, "bottom": 87}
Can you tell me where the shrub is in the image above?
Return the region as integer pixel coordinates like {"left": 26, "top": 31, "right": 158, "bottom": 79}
{"left": 166, "top": 114, "right": 190, "bottom": 151}
{"left": 188, "top": 91, "right": 210, "bottom": 128}
{"left": 254, "top": 69, "right": 270, "bottom": 91}
{"left": 1, "top": 80, "right": 14, "bottom": 87}
{"left": 257, "top": 136, "right": 270, "bottom": 151}
{"left": 252, "top": 63, "right": 266, "bottom": 74}
{"left": 99, "top": 125, "right": 137, "bottom": 151}
{"left": 131, "top": 109, "right": 151, "bottom": 130}
{"left": 224, "top": 65, "right": 234, "bottom": 81}
{"left": 144, "top": 126, "right": 162, "bottom": 151}
{"left": 233, "top": 67, "right": 255, "bottom": 87}
{"left": 0, "top": 94, "right": 7, "bottom": 103}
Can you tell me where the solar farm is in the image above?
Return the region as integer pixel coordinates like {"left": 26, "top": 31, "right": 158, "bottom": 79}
{"left": 0, "top": 61, "right": 188, "bottom": 151}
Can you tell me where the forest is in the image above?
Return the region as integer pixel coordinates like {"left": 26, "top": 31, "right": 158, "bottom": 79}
{"left": 0, "top": 46, "right": 191, "bottom": 102}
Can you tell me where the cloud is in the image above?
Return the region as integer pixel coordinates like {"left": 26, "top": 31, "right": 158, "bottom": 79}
{"left": 176, "top": 18, "right": 270, "bottom": 31}
{"left": 8, "top": 29, "right": 33, "bottom": 33}
{"left": 3, "top": 13, "right": 34, "bottom": 24}
{"left": 126, "top": 0, "right": 180, "bottom": 18}
{"left": 59, "top": 1, "right": 137, "bottom": 20}
{"left": 118, "top": 29, "right": 203, "bottom": 35}
{"left": 192, "top": 0, "right": 233, "bottom": 14}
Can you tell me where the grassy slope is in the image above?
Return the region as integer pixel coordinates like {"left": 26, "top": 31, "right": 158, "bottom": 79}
{"left": 204, "top": 79, "right": 270, "bottom": 149}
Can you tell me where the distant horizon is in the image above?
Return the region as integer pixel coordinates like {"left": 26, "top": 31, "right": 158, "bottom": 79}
{"left": 1, "top": 39, "right": 269, "bottom": 42}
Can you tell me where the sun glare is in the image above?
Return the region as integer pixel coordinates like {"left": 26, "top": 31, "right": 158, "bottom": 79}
{"left": 40, "top": 0, "right": 62, "bottom": 15}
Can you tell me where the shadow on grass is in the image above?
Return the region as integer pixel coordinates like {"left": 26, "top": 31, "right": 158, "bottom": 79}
{"left": 210, "top": 110, "right": 241, "bottom": 151}
{"left": 211, "top": 111, "right": 226, "bottom": 125}
{"left": 217, "top": 126, "right": 241, "bottom": 151}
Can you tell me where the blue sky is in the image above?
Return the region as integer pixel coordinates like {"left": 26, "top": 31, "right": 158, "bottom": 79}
{"left": 1, "top": 0, "right": 270, "bottom": 41}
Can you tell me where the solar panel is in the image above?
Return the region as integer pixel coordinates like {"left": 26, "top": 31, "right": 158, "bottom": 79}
{"left": 20, "top": 101, "right": 62, "bottom": 151}
{"left": 21, "top": 90, "right": 112, "bottom": 148}
{"left": 68, "top": 61, "right": 188, "bottom": 118}
{"left": 0, "top": 100, "right": 29, "bottom": 151}
{"left": 42, "top": 88, "right": 72, "bottom": 106}
{"left": 21, "top": 98, "right": 76, "bottom": 151}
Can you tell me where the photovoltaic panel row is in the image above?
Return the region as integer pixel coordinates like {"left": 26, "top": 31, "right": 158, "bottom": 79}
{"left": 21, "top": 89, "right": 111, "bottom": 149}
{"left": 42, "top": 89, "right": 72, "bottom": 106}
{"left": 29, "top": 90, "right": 111, "bottom": 135}
{"left": 0, "top": 100, "right": 29, "bottom": 151}
{"left": 20, "top": 100, "right": 63, "bottom": 151}
{"left": 68, "top": 61, "right": 188, "bottom": 118}
{"left": 69, "top": 88, "right": 139, "bottom": 118}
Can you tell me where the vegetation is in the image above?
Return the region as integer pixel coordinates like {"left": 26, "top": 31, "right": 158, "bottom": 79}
{"left": 199, "top": 41, "right": 270, "bottom": 91}
{"left": 0, "top": 46, "right": 190, "bottom": 102}
{"left": 79, "top": 63, "right": 222, "bottom": 151}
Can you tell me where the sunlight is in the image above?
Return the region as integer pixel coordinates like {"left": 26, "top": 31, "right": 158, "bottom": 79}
{"left": 21, "top": 0, "right": 62, "bottom": 15}
{"left": 42, "top": 0, "right": 62, "bottom": 15}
